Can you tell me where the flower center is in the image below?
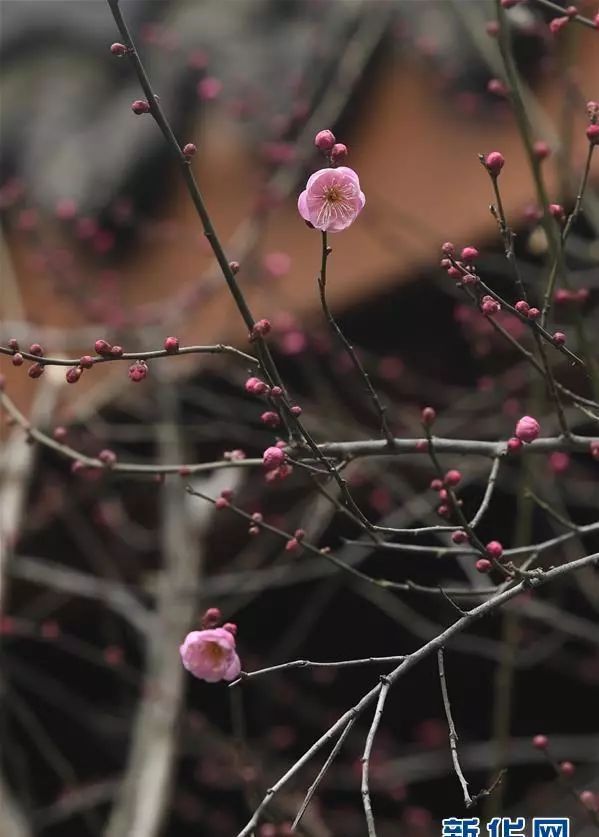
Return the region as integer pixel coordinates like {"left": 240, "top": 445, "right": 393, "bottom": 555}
{"left": 324, "top": 184, "right": 344, "bottom": 204}
{"left": 206, "top": 642, "right": 225, "bottom": 665}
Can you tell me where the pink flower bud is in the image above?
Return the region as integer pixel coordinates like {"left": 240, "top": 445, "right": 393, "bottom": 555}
{"left": 314, "top": 130, "right": 336, "bottom": 152}
{"left": 430, "top": 479, "right": 443, "bottom": 491}
{"left": 180, "top": 627, "right": 241, "bottom": 683}
{"left": 548, "top": 16, "right": 569, "bottom": 34}
{"left": 481, "top": 297, "right": 500, "bottom": 316}
{"left": 250, "top": 319, "right": 271, "bottom": 339}
{"left": 559, "top": 761, "right": 575, "bottom": 776}
{"left": 549, "top": 203, "right": 565, "bottom": 221}
{"left": 447, "top": 267, "right": 462, "bottom": 279}
{"left": 28, "top": 363, "right": 44, "bottom": 379}
{"left": 487, "top": 79, "right": 508, "bottom": 97}
{"left": 486, "top": 540, "right": 504, "bottom": 559}
{"left": 214, "top": 496, "right": 229, "bottom": 510}
{"left": 222, "top": 622, "right": 237, "bottom": 635}
{"left": 290, "top": 405, "right": 302, "bottom": 416}
{"left": 110, "top": 42, "right": 127, "bottom": 56}
{"left": 514, "top": 300, "right": 530, "bottom": 315}
{"left": 263, "top": 446, "right": 285, "bottom": 470}
{"left": 590, "top": 441, "right": 599, "bottom": 460}
{"left": 579, "top": 790, "right": 598, "bottom": 811}
{"left": 164, "top": 336, "right": 180, "bottom": 353}
{"left": 515, "top": 415, "right": 540, "bottom": 443}
{"left": 452, "top": 530, "right": 468, "bottom": 544}
{"left": 128, "top": 360, "right": 148, "bottom": 382}
{"left": 201, "top": 607, "right": 222, "bottom": 628}
{"left": 533, "top": 140, "right": 551, "bottom": 160}
{"left": 532, "top": 734, "right": 549, "bottom": 750}
{"left": 285, "top": 537, "right": 299, "bottom": 552}
{"left": 476, "top": 558, "right": 492, "bottom": 573}
{"left": 484, "top": 151, "right": 505, "bottom": 176}
{"left": 99, "top": 449, "right": 117, "bottom": 466}
{"left": 586, "top": 124, "right": 599, "bottom": 145}
{"left": 261, "top": 411, "right": 280, "bottom": 428}
{"left": 437, "top": 505, "right": 449, "bottom": 518}
{"left": 460, "top": 246, "right": 479, "bottom": 262}
{"left": 8, "top": 338, "right": 19, "bottom": 351}
{"left": 507, "top": 437, "right": 523, "bottom": 453}
{"left": 53, "top": 426, "right": 67, "bottom": 442}
{"left": 527, "top": 307, "right": 540, "bottom": 320}
{"left": 197, "top": 76, "right": 222, "bottom": 101}
{"left": 444, "top": 469, "right": 462, "bottom": 487}
{"left": 12, "top": 353, "right": 24, "bottom": 367}
{"left": 95, "top": 339, "right": 112, "bottom": 356}
{"left": 110, "top": 345, "right": 124, "bottom": 358}
{"left": 229, "top": 260, "right": 240, "bottom": 274}
{"left": 79, "top": 355, "right": 94, "bottom": 369}
{"left": 29, "top": 343, "right": 44, "bottom": 356}
{"left": 182, "top": 143, "right": 196, "bottom": 158}
{"left": 441, "top": 242, "right": 455, "bottom": 256}
{"left": 131, "top": 99, "right": 150, "bottom": 115}
{"left": 66, "top": 366, "right": 82, "bottom": 384}
{"left": 330, "top": 143, "right": 348, "bottom": 163}
{"left": 421, "top": 406, "right": 436, "bottom": 426}
{"left": 245, "top": 377, "right": 269, "bottom": 395}
{"left": 552, "top": 331, "right": 566, "bottom": 346}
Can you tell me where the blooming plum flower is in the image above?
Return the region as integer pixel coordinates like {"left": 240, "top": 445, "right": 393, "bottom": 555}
{"left": 298, "top": 167, "right": 365, "bottom": 232}
{"left": 180, "top": 627, "right": 241, "bottom": 683}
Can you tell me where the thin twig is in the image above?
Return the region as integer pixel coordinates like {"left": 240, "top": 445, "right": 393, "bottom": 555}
{"left": 361, "top": 676, "right": 391, "bottom": 836}
{"left": 318, "top": 231, "right": 395, "bottom": 445}
{"left": 291, "top": 718, "right": 357, "bottom": 832}
{"left": 438, "top": 648, "right": 473, "bottom": 806}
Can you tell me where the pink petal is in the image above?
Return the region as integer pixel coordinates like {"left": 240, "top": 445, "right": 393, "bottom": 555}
{"left": 223, "top": 652, "right": 242, "bottom": 681}
{"left": 297, "top": 190, "right": 310, "bottom": 222}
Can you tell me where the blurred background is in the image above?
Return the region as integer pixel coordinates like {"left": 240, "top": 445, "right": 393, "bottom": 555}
{"left": 1, "top": 1, "right": 599, "bottom": 835}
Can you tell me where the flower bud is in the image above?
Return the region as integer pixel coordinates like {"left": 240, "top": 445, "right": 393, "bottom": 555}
{"left": 164, "top": 336, "right": 180, "bottom": 353}
{"left": 586, "top": 124, "right": 599, "bottom": 146}
{"left": 421, "top": 406, "right": 436, "bottom": 426}
{"left": 515, "top": 415, "right": 540, "bottom": 443}
{"left": 486, "top": 540, "right": 504, "bottom": 559}
{"left": 95, "top": 339, "right": 112, "bottom": 356}
{"left": 314, "top": 130, "right": 336, "bottom": 152}
{"left": 131, "top": 99, "right": 150, "bottom": 115}
{"left": 330, "top": 143, "right": 348, "bottom": 163}
{"left": 128, "top": 360, "right": 148, "bottom": 382}
{"left": 484, "top": 151, "right": 505, "bottom": 177}
{"left": 28, "top": 362, "right": 44, "bottom": 379}
{"left": 201, "top": 607, "right": 222, "bottom": 628}
{"left": 263, "top": 446, "right": 285, "bottom": 470}
{"left": 98, "top": 448, "right": 117, "bottom": 466}
{"left": 66, "top": 366, "right": 82, "bottom": 384}
{"left": 460, "top": 246, "right": 479, "bottom": 262}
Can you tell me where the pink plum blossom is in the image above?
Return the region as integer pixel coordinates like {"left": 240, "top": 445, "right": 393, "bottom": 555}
{"left": 298, "top": 166, "right": 365, "bottom": 232}
{"left": 180, "top": 627, "right": 241, "bottom": 683}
